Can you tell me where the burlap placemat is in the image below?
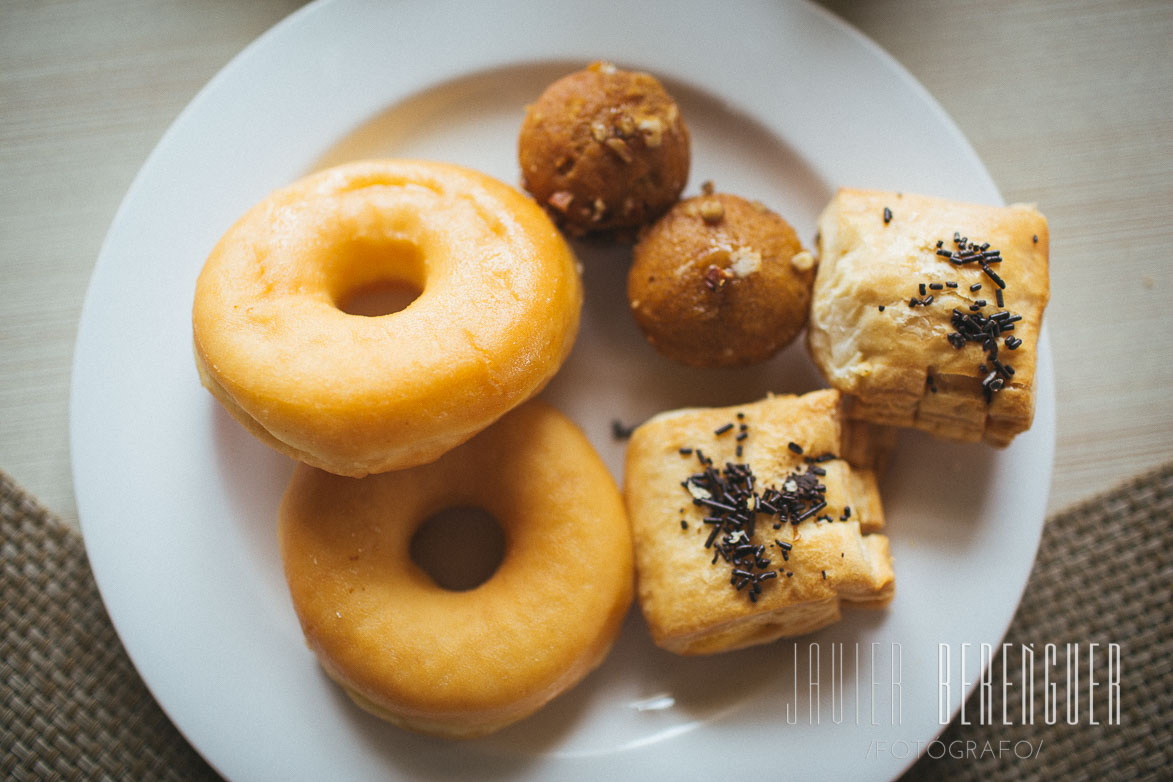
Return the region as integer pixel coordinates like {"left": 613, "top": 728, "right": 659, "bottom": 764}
{"left": 1, "top": 472, "right": 220, "bottom": 781}
{"left": 3, "top": 464, "right": 1170, "bottom": 780}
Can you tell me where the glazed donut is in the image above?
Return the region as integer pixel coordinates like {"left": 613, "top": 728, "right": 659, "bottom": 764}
{"left": 192, "top": 159, "right": 582, "bottom": 477}
{"left": 278, "top": 401, "right": 634, "bottom": 738}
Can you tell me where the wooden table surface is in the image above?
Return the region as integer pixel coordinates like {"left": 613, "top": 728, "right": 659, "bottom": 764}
{"left": 2, "top": 0, "right": 1171, "bottom": 531}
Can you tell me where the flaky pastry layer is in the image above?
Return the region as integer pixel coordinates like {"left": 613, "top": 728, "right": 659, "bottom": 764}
{"left": 624, "top": 390, "right": 893, "bottom": 655}
{"left": 808, "top": 188, "right": 1049, "bottom": 447}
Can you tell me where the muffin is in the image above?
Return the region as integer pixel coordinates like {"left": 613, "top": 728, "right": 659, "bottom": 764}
{"left": 627, "top": 187, "right": 815, "bottom": 367}
{"left": 518, "top": 61, "right": 690, "bottom": 237}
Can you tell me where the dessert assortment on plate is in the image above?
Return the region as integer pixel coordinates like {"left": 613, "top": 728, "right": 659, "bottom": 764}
{"left": 192, "top": 61, "right": 1050, "bottom": 738}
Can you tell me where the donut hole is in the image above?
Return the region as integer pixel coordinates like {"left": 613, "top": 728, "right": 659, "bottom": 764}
{"left": 332, "top": 236, "right": 426, "bottom": 317}
{"left": 337, "top": 279, "right": 422, "bottom": 317}
{"left": 409, "top": 506, "right": 506, "bottom": 591}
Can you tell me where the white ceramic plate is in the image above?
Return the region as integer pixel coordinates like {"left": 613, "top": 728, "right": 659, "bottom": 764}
{"left": 71, "top": 1, "right": 1055, "bottom": 780}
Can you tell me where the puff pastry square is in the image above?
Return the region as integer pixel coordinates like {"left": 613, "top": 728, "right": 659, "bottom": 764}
{"left": 623, "top": 390, "right": 894, "bottom": 655}
{"left": 807, "top": 188, "right": 1050, "bottom": 447}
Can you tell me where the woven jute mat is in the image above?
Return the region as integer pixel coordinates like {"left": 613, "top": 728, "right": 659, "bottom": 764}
{"left": 3, "top": 465, "right": 1171, "bottom": 781}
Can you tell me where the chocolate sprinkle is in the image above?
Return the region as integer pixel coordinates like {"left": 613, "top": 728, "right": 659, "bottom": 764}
{"left": 982, "top": 265, "right": 1006, "bottom": 289}
{"left": 611, "top": 419, "right": 636, "bottom": 439}
{"left": 883, "top": 206, "right": 893, "bottom": 224}
{"left": 678, "top": 445, "right": 835, "bottom": 601}
{"left": 946, "top": 304, "right": 1023, "bottom": 400}
{"left": 931, "top": 232, "right": 1026, "bottom": 401}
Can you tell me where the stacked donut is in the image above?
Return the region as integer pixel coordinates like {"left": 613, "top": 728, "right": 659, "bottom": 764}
{"left": 193, "top": 159, "right": 632, "bottom": 738}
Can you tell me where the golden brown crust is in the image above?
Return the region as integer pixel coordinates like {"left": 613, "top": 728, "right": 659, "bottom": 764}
{"left": 623, "top": 390, "right": 893, "bottom": 655}
{"left": 192, "top": 159, "right": 582, "bottom": 476}
{"left": 279, "top": 401, "right": 633, "bottom": 738}
{"left": 807, "top": 188, "right": 1050, "bottom": 447}
{"left": 627, "top": 190, "right": 814, "bottom": 367}
{"left": 518, "top": 61, "right": 690, "bottom": 236}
